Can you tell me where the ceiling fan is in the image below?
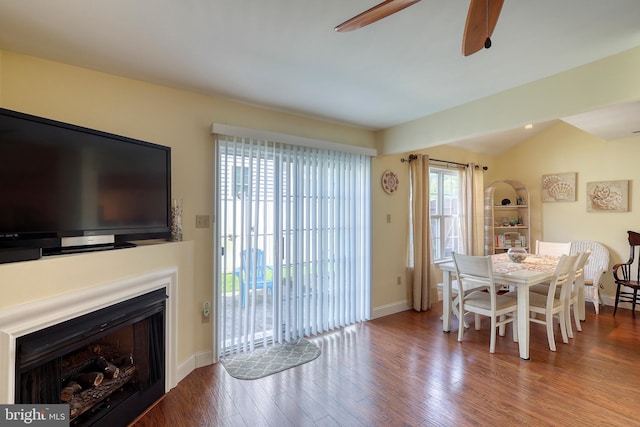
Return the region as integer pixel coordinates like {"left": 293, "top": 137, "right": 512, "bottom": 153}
{"left": 334, "top": 0, "right": 504, "bottom": 56}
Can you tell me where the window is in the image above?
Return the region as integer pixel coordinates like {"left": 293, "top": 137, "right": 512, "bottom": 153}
{"left": 429, "top": 167, "right": 463, "bottom": 261}
{"left": 233, "top": 165, "right": 249, "bottom": 197}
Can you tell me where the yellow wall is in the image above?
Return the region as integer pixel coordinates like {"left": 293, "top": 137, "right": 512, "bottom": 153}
{"left": 0, "top": 50, "right": 376, "bottom": 367}
{"left": 370, "top": 145, "right": 497, "bottom": 315}
{"left": 1, "top": 41, "right": 638, "bottom": 365}
{"left": 493, "top": 121, "right": 640, "bottom": 298}
{"left": 373, "top": 118, "right": 640, "bottom": 312}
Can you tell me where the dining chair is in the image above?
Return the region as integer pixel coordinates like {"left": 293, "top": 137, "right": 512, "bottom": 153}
{"left": 612, "top": 230, "right": 640, "bottom": 316}
{"left": 529, "top": 251, "right": 590, "bottom": 338}
{"left": 235, "top": 248, "right": 274, "bottom": 307}
{"left": 566, "top": 251, "right": 590, "bottom": 337}
{"left": 506, "top": 253, "right": 579, "bottom": 351}
{"left": 451, "top": 253, "right": 518, "bottom": 354}
{"left": 535, "top": 240, "right": 572, "bottom": 257}
{"left": 570, "top": 240, "right": 609, "bottom": 314}
{"left": 437, "top": 277, "right": 489, "bottom": 329}
{"left": 529, "top": 240, "right": 570, "bottom": 320}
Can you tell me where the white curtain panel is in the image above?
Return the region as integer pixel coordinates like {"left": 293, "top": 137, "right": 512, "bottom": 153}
{"left": 215, "top": 133, "right": 372, "bottom": 355}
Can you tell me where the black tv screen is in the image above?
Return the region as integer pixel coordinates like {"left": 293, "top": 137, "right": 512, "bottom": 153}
{"left": 0, "top": 108, "right": 171, "bottom": 254}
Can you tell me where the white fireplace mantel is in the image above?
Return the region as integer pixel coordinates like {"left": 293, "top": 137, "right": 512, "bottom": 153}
{"left": 0, "top": 267, "right": 178, "bottom": 403}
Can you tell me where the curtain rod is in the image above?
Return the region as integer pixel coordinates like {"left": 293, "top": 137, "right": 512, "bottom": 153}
{"left": 400, "top": 154, "right": 488, "bottom": 170}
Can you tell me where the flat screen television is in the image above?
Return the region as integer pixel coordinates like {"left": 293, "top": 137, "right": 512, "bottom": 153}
{"left": 0, "top": 107, "right": 171, "bottom": 256}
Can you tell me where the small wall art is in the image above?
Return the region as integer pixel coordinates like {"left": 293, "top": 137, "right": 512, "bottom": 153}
{"left": 381, "top": 170, "right": 399, "bottom": 194}
{"left": 586, "top": 180, "right": 629, "bottom": 212}
{"left": 542, "top": 172, "right": 576, "bottom": 202}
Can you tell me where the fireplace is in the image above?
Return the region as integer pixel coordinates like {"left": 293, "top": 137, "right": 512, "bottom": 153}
{"left": 16, "top": 289, "right": 166, "bottom": 426}
{"left": 0, "top": 268, "right": 178, "bottom": 424}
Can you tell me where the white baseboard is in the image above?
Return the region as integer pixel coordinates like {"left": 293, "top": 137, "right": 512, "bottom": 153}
{"left": 195, "top": 350, "right": 215, "bottom": 368}
{"left": 175, "top": 356, "right": 195, "bottom": 385}
{"left": 600, "top": 295, "right": 640, "bottom": 312}
{"left": 371, "top": 301, "right": 412, "bottom": 319}
{"left": 175, "top": 350, "right": 215, "bottom": 385}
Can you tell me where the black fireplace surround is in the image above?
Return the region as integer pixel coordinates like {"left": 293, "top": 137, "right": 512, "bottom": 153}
{"left": 15, "top": 289, "right": 167, "bottom": 427}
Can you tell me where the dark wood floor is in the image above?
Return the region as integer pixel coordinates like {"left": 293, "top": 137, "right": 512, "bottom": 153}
{"left": 131, "top": 303, "right": 640, "bottom": 427}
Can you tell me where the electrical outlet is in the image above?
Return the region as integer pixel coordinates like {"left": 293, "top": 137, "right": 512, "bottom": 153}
{"left": 202, "top": 301, "right": 211, "bottom": 317}
{"left": 195, "top": 215, "right": 210, "bottom": 228}
{"left": 386, "top": 214, "right": 391, "bottom": 223}
{"left": 397, "top": 276, "right": 401, "bottom": 285}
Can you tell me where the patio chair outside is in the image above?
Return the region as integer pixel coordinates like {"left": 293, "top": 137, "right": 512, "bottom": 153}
{"left": 235, "top": 248, "right": 274, "bottom": 307}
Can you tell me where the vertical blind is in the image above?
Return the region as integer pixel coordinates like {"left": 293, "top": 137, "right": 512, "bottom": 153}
{"left": 215, "top": 131, "right": 372, "bottom": 354}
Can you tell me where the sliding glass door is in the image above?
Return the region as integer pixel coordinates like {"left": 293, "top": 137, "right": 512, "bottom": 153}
{"left": 216, "top": 133, "right": 371, "bottom": 355}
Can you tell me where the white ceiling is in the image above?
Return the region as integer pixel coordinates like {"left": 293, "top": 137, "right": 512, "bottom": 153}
{"left": 0, "top": 0, "right": 639, "bottom": 154}
{"left": 562, "top": 101, "right": 640, "bottom": 140}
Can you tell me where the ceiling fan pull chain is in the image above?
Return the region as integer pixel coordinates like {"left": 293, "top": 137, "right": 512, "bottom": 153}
{"left": 484, "top": 0, "right": 492, "bottom": 49}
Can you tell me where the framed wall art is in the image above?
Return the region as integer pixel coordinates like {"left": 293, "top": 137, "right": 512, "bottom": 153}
{"left": 542, "top": 172, "right": 576, "bottom": 202}
{"left": 586, "top": 180, "right": 629, "bottom": 212}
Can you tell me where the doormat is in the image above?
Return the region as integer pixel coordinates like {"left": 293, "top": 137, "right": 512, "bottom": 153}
{"left": 220, "top": 339, "right": 321, "bottom": 380}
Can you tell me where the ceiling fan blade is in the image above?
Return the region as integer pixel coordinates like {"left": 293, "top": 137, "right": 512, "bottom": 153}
{"left": 335, "top": 0, "right": 422, "bottom": 32}
{"left": 462, "top": 0, "right": 504, "bottom": 56}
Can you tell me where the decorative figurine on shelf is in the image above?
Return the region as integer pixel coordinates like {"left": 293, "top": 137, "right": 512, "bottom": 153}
{"left": 516, "top": 196, "right": 525, "bottom": 205}
{"left": 171, "top": 198, "right": 183, "bottom": 241}
{"left": 501, "top": 198, "right": 511, "bottom": 205}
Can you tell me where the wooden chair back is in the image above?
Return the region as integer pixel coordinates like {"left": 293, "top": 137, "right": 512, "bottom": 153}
{"left": 612, "top": 230, "right": 640, "bottom": 315}
{"left": 614, "top": 231, "right": 640, "bottom": 283}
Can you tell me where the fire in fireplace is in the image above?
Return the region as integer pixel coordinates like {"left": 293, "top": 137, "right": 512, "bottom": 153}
{"left": 14, "top": 289, "right": 166, "bottom": 427}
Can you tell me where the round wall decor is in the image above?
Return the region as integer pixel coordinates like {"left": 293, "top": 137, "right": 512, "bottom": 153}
{"left": 381, "top": 170, "right": 399, "bottom": 194}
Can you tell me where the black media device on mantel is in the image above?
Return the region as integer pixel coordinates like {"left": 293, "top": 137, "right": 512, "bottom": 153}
{"left": 0, "top": 107, "right": 172, "bottom": 260}
{"left": 0, "top": 247, "right": 42, "bottom": 264}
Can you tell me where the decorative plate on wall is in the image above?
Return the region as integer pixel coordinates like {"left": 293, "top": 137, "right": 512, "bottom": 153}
{"left": 381, "top": 170, "right": 399, "bottom": 194}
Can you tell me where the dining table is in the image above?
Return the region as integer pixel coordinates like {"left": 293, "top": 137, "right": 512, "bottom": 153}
{"left": 437, "top": 252, "right": 561, "bottom": 360}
